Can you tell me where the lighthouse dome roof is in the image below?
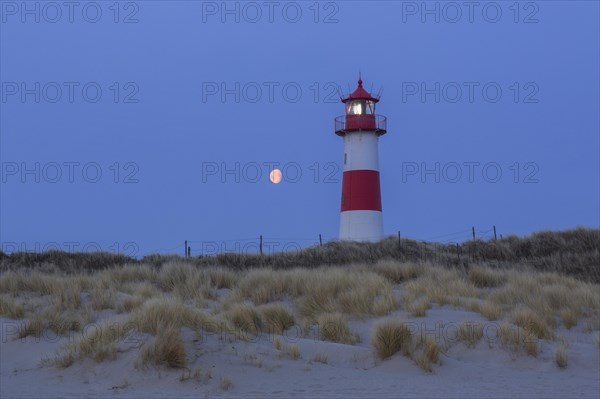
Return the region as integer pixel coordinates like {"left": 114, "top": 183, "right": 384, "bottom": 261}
{"left": 342, "top": 79, "right": 380, "bottom": 103}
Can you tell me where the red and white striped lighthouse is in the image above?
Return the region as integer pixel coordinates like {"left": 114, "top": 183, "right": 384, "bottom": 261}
{"left": 335, "top": 78, "right": 387, "bottom": 241}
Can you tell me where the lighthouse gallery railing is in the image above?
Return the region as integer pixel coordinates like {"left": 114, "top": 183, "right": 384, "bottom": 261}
{"left": 335, "top": 114, "right": 387, "bottom": 134}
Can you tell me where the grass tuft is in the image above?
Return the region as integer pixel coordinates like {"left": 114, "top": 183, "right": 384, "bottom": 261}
{"left": 285, "top": 344, "right": 301, "bottom": 360}
{"left": 257, "top": 303, "right": 294, "bottom": 334}
{"left": 511, "top": 306, "right": 553, "bottom": 340}
{"left": 220, "top": 376, "right": 233, "bottom": 390}
{"left": 0, "top": 296, "right": 25, "bottom": 319}
{"left": 227, "top": 304, "right": 262, "bottom": 336}
{"left": 555, "top": 344, "right": 568, "bottom": 368}
{"left": 317, "top": 313, "right": 359, "bottom": 344}
{"left": 468, "top": 266, "right": 506, "bottom": 288}
{"left": 458, "top": 321, "right": 484, "bottom": 348}
{"left": 138, "top": 326, "right": 185, "bottom": 368}
{"left": 559, "top": 308, "right": 579, "bottom": 329}
{"left": 413, "top": 335, "right": 442, "bottom": 372}
{"left": 311, "top": 352, "right": 328, "bottom": 364}
{"left": 372, "top": 319, "right": 412, "bottom": 360}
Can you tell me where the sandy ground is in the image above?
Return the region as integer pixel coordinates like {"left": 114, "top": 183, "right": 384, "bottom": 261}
{"left": 2, "top": 304, "right": 599, "bottom": 399}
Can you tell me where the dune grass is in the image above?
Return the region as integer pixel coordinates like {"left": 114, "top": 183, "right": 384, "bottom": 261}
{"left": 412, "top": 335, "right": 442, "bottom": 372}
{"left": 497, "top": 322, "right": 538, "bottom": 356}
{"left": 372, "top": 318, "right": 443, "bottom": 372}
{"left": 555, "top": 344, "right": 568, "bottom": 368}
{"left": 137, "top": 326, "right": 186, "bottom": 369}
{"left": 372, "top": 319, "right": 412, "bottom": 359}
{"left": 43, "top": 319, "right": 132, "bottom": 368}
{"left": 317, "top": 313, "right": 359, "bottom": 344}
{"left": 468, "top": 265, "right": 506, "bottom": 288}
{"left": 285, "top": 344, "right": 301, "bottom": 360}
{"left": 1, "top": 233, "right": 598, "bottom": 374}
{"left": 311, "top": 352, "right": 328, "bottom": 364}
{"left": 0, "top": 296, "right": 25, "bottom": 319}
{"left": 511, "top": 306, "right": 553, "bottom": 340}
{"left": 226, "top": 303, "right": 263, "bottom": 336}
{"left": 257, "top": 303, "right": 295, "bottom": 334}
{"left": 458, "top": 321, "right": 484, "bottom": 348}
{"left": 132, "top": 297, "right": 219, "bottom": 334}
{"left": 220, "top": 376, "right": 233, "bottom": 390}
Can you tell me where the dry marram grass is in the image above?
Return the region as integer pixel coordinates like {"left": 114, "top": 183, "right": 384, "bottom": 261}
{"left": 138, "top": 326, "right": 186, "bottom": 368}
{"left": 286, "top": 344, "right": 301, "bottom": 360}
{"left": 317, "top": 313, "right": 359, "bottom": 344}
{"left": 257, "top": 303, "right": 295, "bottom": 334}
{"left": 1, "top": 235, "right": 598, "bottom": 375}
{"left": 220, "top": 376, "right": 233, "bottom": 390}
{"left": 372, "top": 319, "right": 412, "bottom": 359}
{"left": 412, "top": 335, "right": 442, "bottom": 372}
{"left": 458, "top": 321, "right": 484, "bottom": 348}
{"left": 555, "top": 344, "right": 568, "bottom": 368}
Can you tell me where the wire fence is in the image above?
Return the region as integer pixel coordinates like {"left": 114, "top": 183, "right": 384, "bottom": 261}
{"left": 168, "top": 226, "right": 502, "bottom": 261}
{"left": 2, "top": 227, "right": 598, "bottom": 282}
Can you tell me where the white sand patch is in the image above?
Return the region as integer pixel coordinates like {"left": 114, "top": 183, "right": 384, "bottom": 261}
{"left": 2, "top": 303, "right": 599, "bottom": 399}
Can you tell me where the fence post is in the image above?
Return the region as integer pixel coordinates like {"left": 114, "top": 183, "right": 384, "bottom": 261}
{"left": 319, "top": 234, "right": 322, "bottom": 246}
{"left": 187, "top": 246, "right": 191, "bottom": 258}
{"left": 184, "top": 240, "right": 188, "bottom": 258}
{"left": 493, "top": 225, "right": 497, "bottom": 241}
{"left": 472, "top": 227, "right": 476, "bottom": 240}
{"left": 259, "top": 235, "right": 263, "bottom": 256}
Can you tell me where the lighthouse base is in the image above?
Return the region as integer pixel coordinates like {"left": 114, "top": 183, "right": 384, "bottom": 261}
{"left": 339, "top": 210, "right": 383, "bottom": 242}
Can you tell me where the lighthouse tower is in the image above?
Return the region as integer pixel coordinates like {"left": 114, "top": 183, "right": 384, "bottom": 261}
{"left": 335, "top": 78, "right": 387, "bottom": 241}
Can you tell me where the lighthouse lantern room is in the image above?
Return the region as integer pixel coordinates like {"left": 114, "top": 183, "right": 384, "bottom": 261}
{"left": 335, "top": 78, "right": 387, "bottom": 242}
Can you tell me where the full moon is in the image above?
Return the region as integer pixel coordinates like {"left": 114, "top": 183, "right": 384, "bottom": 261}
{"left": 269, "top": 169, "right": 282, "bottom": 184}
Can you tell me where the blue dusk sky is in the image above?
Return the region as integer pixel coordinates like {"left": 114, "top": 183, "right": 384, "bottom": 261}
{"left": 1, "top": 1, "right": 598, "bottom": 257}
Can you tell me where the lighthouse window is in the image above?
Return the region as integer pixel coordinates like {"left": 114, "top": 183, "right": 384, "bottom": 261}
{"left": 347, "top": 100, "right": 375, "bottom": 115}
{"left": 350, "top": 101, "right": 364, "bottom": 115}
{"left": 366, "top": 100, "right": 375, "bottom": 114}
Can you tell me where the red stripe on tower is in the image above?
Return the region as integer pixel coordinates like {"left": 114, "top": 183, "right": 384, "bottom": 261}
{"left": 341, "top": 170, "right": 382, "bottom": 212}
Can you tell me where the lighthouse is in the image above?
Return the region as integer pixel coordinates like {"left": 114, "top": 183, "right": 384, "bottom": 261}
{"left": 335, "top": 78, "right": 387, "bottom": 242}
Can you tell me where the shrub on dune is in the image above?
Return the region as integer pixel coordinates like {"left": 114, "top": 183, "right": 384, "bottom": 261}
{"left": 370, "top": 260, "right": 422, "bottom": 283}
{"left": 372, "top": 319, "right": 412, "bottom": 359}
{"left": 317, "top": 313, "right": 359, "bottom": 344}
{"left": 413, "top": 335, "right": 441, "bottom": 372}
{"left": 227, "top": 304, "right": 263, "bottom": 336}
{"left": 555, "top": 344, "right": 568, "bottom": 368}
{"left": 468, "top": 265, "right": 506, "bottom": 288}
{"left": 138, "top": 326, "right": 186, "bottom": 368}
{"left": 458, "top": 321, "right": 484, "bottom": 348}
{"left": 559, "top": 308, "right": 579, "bottom": 329}
{"left": 0, "top": 296, "right": 25, "bottom": 319}
{"left": 511, "top": 306, "right": 553, "bottom": 340}
{"left": 132, "top": 297, "right": 217, "bottom": 334}
{"left": 257, "top": 303, "right": 294, "bottom": 334}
